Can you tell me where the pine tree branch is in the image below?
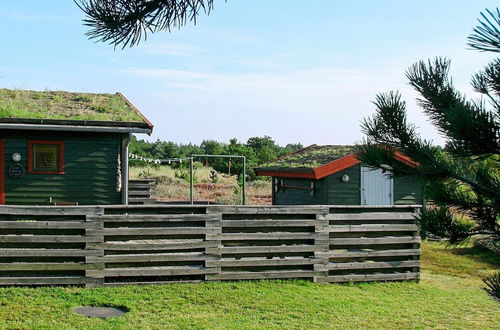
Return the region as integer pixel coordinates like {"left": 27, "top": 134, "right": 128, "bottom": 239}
{"left": 468, "top": 8, "right": 500, "bottom": 53}
{"left": 75, "top": 0, "right": 217, "bottom": 48}
{"left": 406, "top": 58, "right": 499, "bottom": 156}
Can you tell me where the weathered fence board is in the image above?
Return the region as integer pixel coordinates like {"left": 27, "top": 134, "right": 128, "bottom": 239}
{"left": 0, "top": 205, "right": 421, "bottom": 286}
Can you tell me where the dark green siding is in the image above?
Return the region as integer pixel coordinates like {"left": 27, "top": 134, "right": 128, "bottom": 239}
{"left": 274, "top": 178, "right": 326, "bottom": 205}
{"left": 2, "top": 130, "right": 122, "bottom": 205}
{"left": 325, "top": 164, "right": 361, "bottom": 205}
{"left": 271, "top": 164, "right": 423, "bottom": 206}
{"left": 393, "top": 176, "right": 423, "bottom": 205}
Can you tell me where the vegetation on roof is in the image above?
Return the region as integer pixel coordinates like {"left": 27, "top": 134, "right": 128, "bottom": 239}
{"left": 258, "top": 145, "right": 356, "bottom": 170}
{"left": 0, "top": 89, "right": 145, "bottom": 122}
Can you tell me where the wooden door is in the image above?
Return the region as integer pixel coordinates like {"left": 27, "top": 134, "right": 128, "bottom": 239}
{"left": 361, "top": 166, "right": 393, "bottom": 205}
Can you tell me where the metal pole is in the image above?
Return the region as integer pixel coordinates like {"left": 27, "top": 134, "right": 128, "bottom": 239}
{"left": 242, "top": 156, "right": 246, "bottom": 205}
{"left": 191, "top": 154, "right": 247, "bottom": 205}
{"left": 189, "top": 157, "right": 194, "bottom": 204}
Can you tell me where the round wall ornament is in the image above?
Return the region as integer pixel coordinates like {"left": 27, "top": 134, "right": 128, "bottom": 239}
{"left": 12, "top": 153, "right": 21, "bottom": 162}
{"left": 9, "top": 164, "right": 25, "bottom": 178}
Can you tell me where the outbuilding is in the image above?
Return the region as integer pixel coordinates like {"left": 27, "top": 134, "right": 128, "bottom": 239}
{"left": 255, "top": 144, "right": 423, "bottom": 206}
{"left": 0, "top": 89, "right": 153, "bottom": 205}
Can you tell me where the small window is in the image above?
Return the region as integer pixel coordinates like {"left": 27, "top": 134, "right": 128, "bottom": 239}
{"left": 28, "top": 140, "right": 64, "bottom": 174}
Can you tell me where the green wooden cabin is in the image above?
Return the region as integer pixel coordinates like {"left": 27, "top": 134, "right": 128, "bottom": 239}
{"left": 255, "top": 145, "right": 423, "bottom": 206}
{"left": 0, "top": 89, "right": 153, "bottom": 205}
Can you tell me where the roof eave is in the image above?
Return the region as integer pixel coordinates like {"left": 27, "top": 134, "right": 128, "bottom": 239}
{"left": 116, "top": 92, "right": 154, "bottom": 131}
{"left": 0, "top": 123, "right": 152, "bottom": 134}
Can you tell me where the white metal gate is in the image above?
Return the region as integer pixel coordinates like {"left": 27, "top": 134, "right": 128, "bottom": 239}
{"left": 361, "top": 166, "right": 393, "bottom": 205}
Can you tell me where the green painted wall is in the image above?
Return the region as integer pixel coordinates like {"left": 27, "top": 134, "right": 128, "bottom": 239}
{"left": 325, "top": 164, "right": 361, "bottom": 205}
{"left": 274, "top": 177, "right": 326, "bottom": 205}
{"left": 2, "top": 130, "right": 123, "bottom": 205}
{"left": 393, "top": 176, "right": 423, "bottom": 205}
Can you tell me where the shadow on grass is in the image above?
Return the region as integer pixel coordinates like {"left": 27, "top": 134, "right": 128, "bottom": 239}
{"left": 422, "top": 241, "right": 499, "bottom": 278}
{"left": 446, "top": 245, "right": 500, "bottom": 266}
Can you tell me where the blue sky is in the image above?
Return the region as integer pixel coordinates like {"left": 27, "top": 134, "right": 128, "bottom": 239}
{"left": 0, "top": 1, "right": 497, "bottom": 146}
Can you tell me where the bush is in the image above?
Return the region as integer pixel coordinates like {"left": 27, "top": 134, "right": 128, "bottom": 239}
{"left": 482, "top": 272, "right": 500, "bottom": 302}
{"left": 138, "top": 168, "right": 153, "bottom": 178}
{"left": 417, "top": 207, "right": 476, "bottom": 243}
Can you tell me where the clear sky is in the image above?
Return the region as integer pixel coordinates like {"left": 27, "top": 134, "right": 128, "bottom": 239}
{"left": 0, "top": 1, "right": 497, "bottom": 146}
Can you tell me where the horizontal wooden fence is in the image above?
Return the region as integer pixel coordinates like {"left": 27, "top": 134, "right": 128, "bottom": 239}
{"left": 128, "top": 179, "right": 156, "bottom": 205}
{"left": 0, "top": 205, "right": 421, "bottom": 286}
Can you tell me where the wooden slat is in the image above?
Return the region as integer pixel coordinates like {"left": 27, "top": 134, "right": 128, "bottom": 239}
{"left": 328, "top": 249, "right": 421, "bottom": 258}
{"left": 207, "top": 270, "right": 319, "bottom": 280}
{"left": 330, "top": 236, "right": 421, "bottom": 246}
{"left": 324, "top": 213, "right": 415, "bottom": 221}
{"left": 212, "top": 233, "right": 318, "bottom": 240}
{"left": 95, "top": 252, "right": 209, "bottom": 263}
{"left": 221, "top": 220, "right": 322, "bottom": 227}
{"left": 0, "top": 248, "right": 100, "bottom": 257}
{"left": 0, "top": 276, "right": 97, "bottom": 285}
{"left": 89, "top": 214, "right": 219, "bottom": 222}
{"left": 0, "top": 221, "right": 97, "bottom": 229}
{"left": 217, "top": 245, "right": 317, "bottom": 254}
{"left": 104, "top": 266, "right": 215, "bottom": 277}
{"left": 97, "top": 227, "right": 210, "bottom": 236}
{"left": 207, "top": 206, "right": 328, "bottom": 214}
{"left": 128, "top": 191, "right": 155, "bottom": 196}
{"left": 329, "top": 224, "right": 419, "bottom": 232}
{"left": 98, "top": 239, "right": 216, "bottom": 251}
{"left": 0, "top": 262, "right": 96, "bottom": 271}
{"left": 209, "top": 257, "right": 317, "bottom": 267}
{"left": 326, "top": 260, "right": 419, "bottom": 270}
{"left": 0, "top": 206, "right": 103, "bottom": 216}
{"left": 103, "top": 280, "right": 203, "bottom": 286}
{"left": 322, "top": 272, "right": 419, "bottom": 283}
{"left": 0, "top": 235, "right": 102, "bottom": 243}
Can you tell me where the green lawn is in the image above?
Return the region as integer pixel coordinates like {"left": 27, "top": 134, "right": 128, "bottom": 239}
{"left": 1, "top": 242, "right": 499, "bottom": 329}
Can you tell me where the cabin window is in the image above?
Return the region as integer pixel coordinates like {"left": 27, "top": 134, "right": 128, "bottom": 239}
{"left": 28, "top": 140, "right": 64, "bottom": 174}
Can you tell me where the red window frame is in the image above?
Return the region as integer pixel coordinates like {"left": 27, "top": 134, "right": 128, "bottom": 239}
{"left": 27, "top": 140, "right": 65, "bottom": 174}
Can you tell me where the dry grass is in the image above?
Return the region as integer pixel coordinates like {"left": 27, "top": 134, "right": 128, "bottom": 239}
{"left": 130, "top": 165, "right": 272, "bottom": 205}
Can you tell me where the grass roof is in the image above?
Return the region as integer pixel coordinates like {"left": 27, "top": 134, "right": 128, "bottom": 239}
{"left": 257, "top": 145, "right": 356, "bottom": 171}
{"left": 0, "top": 89, "right": 147, "bottom": 123}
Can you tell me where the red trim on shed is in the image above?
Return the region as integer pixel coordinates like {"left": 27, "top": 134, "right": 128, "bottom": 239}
{"left": 255, "top": 151, "right": 417, "bottom": 179}
{"left": 313, "top": 154, "right": 361, "bottom": 179}
{"left": 27, "top": 140, "right": 65, "bottom": 175}
{"left": 393, "top": 151, "right": 418, "bottom": 167}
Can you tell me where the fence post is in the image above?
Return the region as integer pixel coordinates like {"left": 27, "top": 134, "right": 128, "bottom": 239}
{"left": 204, "top": 211, "right": 222, "bottom": 280}
{"left": 313, "top": 209, "right": 330, "bottom": 283}
{"left": 412, "top": 207, "right": 421, "bottom": 282}
{"left": 84, "top": 210, "right": 105, "bottom": 287}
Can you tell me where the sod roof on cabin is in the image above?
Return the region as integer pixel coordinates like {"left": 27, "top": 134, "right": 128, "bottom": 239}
{"left": 0, "top": 88, "right": 149, "bottom": 125}
{"left": 256, "top": 144, "right": 356, "bottom": 172}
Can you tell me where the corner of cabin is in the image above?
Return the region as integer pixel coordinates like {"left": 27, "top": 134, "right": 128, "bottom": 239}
{"left": 0, "top": 88, "right": 154, "bottom": 206}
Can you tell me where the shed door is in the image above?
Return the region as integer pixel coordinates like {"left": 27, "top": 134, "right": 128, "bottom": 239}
{"left": 361, "top": 166, "right": 393, "bottom": 205}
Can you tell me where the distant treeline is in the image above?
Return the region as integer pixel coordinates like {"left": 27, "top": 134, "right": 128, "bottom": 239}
{"left": 129, "top": 136, "right": 303, "bottom": 179}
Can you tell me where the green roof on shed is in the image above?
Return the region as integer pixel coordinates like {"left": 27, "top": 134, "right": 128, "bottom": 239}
{"left": 257, "top": 144, "right": 356, "bottom": 171}
{"left": 0, "top": 88, "right": 149, "bottom": 124}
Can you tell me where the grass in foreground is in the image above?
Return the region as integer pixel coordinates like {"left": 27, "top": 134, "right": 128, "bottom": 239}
{"left": 0, "top": 242, "right": 498, "bottom": 329}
